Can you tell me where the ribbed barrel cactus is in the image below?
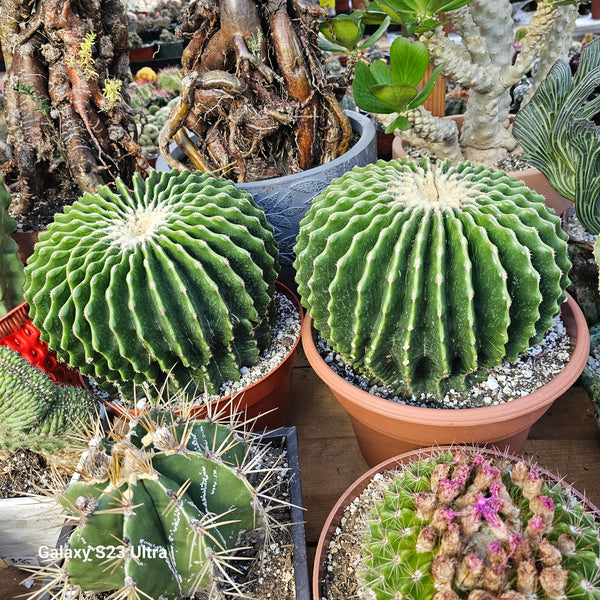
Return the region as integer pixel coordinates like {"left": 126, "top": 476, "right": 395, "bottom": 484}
{"left": 23, "top": 169, "right": 279, "bottom": 395}
{"left": 361, "top": 448, "right": 600, "bottom": 600}
{"left": 47, "top": 412, "right": 279, "bottom": 599}
{"left": 0, "top": 345, "right": 97, "bottom": 456}
{"left": 294, "top": 158, "right": 570, "bottom": 398}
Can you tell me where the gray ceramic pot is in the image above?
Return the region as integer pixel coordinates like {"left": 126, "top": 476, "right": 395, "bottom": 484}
{"left": 156, "top": 111, "right": 377, "bottom": 290}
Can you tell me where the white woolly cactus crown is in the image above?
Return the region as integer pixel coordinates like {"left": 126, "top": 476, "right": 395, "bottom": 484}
{"left": 294, "top": 158, "right": 571, "bottom": 399}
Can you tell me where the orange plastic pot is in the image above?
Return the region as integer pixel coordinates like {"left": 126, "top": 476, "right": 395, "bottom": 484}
{"left": 302, "top": 293, "right": 589, "bottom": 467}
{"left": 391, "top": 115, "right": 574, "bottom": 217}
{"left": 106, "top": 281, "right": 303, "bottom": 431}
{"left": 313, "top": 445, "right": 600, "bottom": 600}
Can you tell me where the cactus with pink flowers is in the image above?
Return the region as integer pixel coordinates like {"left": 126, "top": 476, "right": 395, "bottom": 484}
{"left": 363, "top": 448, "right": 600, "bottom": 600}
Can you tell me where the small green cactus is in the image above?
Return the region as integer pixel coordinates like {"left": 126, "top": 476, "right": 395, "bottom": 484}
{"left": 0, "top": 176, "right": 25, "bottom": 317}
{"left": 43, "top": 412, "right": 283, "bottom": 599}
{"left": 0, "top": 345, "right": 97, "bottom": 455}
{"left": 23, "top": 169, "right": 279, "bottom": 396}
{"left": 294, "top": 158, "right": 570, "bottom": 398}
{"left": 361, "top": 448, "right": 600, "bottom": 600}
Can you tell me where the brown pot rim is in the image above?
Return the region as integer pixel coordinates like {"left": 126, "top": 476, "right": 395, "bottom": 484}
{"left": 312, "top": 444, "right": 600, "bottom": 600}
{"left": 301, "top": 293, "right": 589, "bottom": 427}
{"left": 312, "top": 444, "right": 600, "bottom": 598}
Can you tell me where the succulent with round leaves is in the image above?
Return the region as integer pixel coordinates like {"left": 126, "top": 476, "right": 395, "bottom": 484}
{"left": 361, "top": 447, "right": 600, "bottom": 600}
{"left": 0, "top": 345, "right": 97, "bottom": 459}
{"left": 42, "top": 411, "right": 284, "bottom": 600}
{"left": 294, "top": 157, "right": 570, "bottom": 399}
{"left": 23, "top": 169, "right": 279, "bottom": 396}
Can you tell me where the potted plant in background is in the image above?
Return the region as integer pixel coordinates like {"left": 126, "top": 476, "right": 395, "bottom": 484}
{"left": 366, "top": 0, "right": 582, "bottom": 215}
{"left": 29, "top": 408, "right": 309, "bottom": 600}
{"left": 511, "top": 37, "right": 600, "bottom": 425}
{"left": 314, "top": 445, "right": 600, "bottom": 600}
{"left": 513, "top": 36, "right": 600, "bottom": 324}
{"left": 22, "top": 168, "right": 302, "bottom": 430}
{"left": 295, "top": 157, "right": 588, "bottom": 467}
{"left": 155, "top": 0, "right": 453, "bottom": 287}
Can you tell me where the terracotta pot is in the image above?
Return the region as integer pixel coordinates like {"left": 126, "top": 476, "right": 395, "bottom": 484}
{"left": 105, "top": 281, "right": 303, "bottom": 431}
{"left": 312, "top": 445, "right": 600, "bottom": 600}
{"left": 129, "top": 43, "right": 156, "bottom": 61}
{"left": 302, "top": 293, "right": 589, "bottom": 467}
{"left": 11, "top": 230, "right": 39, "bottom": 264}
{"left": 391, "top": 115, "right": 574, "bottom": 217}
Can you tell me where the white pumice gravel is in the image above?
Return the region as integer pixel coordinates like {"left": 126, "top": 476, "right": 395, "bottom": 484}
{"left": 315, "top": 314, "right": 572, "bottom": 408}
{"left": 566, "top": 210, "right": 598, "bottom": 244}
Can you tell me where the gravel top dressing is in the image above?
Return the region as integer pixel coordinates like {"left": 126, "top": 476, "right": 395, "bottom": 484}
{"left": 315, "top": 314, "right": 572, "bottom": 408}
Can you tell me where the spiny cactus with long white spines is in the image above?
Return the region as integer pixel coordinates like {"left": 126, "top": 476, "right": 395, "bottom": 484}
{"left": 23, "top": 169, "right": 279, "bottom": 396}
{"left": 0, "top": 345, "right": 97, "bottom": 459}
{"left": 294, "top": 157, "right": 571, "bottom": 398}
{"left": 33, "top": 410, "right": 290, "bottom": 600}
{"left": 361, "top": 448, "right": 600, "bottom": 600}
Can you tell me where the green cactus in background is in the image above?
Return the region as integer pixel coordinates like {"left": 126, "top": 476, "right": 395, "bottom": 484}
{"left": 43, "top": 412, "right": 282, "bottom": 599}
{"left": 0, "top": 345, "right": 97, "bottom": 455}
{"left": 362, "top": 448, "right": 600, "bottom": 600}
{"left": 0, "top": 176, "right": 25, "bottom": 317}
{"left": 294, "top": 158, "right": 570, "bottom": 398}
{"left": 23, "top": 169, "right": 279, "bottom": 396}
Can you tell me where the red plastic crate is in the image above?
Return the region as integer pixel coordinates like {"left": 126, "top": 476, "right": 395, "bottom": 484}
{"left": 0, "top": 302, "right": 86, "bottom": 387}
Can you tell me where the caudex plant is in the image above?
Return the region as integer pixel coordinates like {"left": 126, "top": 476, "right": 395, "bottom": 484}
{"left": 370, "top": 0, "right": 582, "bottom": 165}
{"left": 0, "top": 0, "right": 148, "bottom": 213}
{"left": 30, "top": 408, "right": 292, "bottom": 600}
{"left": 356, "top": 447, "right": 600, "bottom": 600}
{"left": 295, "top": 158, "right": 570, "bottom": 399}
{"left": 158, "top": 0, "right": 441, "bottom": 182}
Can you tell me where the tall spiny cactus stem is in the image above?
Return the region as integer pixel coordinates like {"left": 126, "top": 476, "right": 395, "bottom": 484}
{"left": 362, "top": 448, "right": 600, "bottom": 600}
{"left": 294, "top": 158, "right": 570, "bottom": 398}
{"left": 0, "top": 345, "right": 97, "bottom": 458}
{"left": 36, "top": 411, "right": 287, "bottom": 600}
{"left": 23, "top": 169, "right": 279, "bottom": 396}
{"left": 0, "top": 175, "right": 25, "bottom": 317}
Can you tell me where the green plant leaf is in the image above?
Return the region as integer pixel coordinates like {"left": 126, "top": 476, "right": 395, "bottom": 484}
{"left": 370, "top": 58, "right": 394, "bottom": 84}
{"left": 319, "top": 15, "right": 364, "bottom": 50}
{"left": 389, "top": 37, "right": 430, "bottom": 86}
{"left": 413, "top": 16, "right": 444, "bottom": 33}
{"left": 408, "top": 62, "right": 444, "bottom": 109}
{"left": 426, "top": 0, "right": 472, "bottom": 13}
{"left": 385, "top": 114, "right": 411, "bottom": 132}
{"left": 352, "top": 60, "right": 396, "bottom": 113}
{"left": 371, "top": 82, "right": 418, "bottom": 112}
{"left": 317, "top": 35, "right": 345, "bottom": 53}
{"left": 360, "top": 16, "right": 392, "bottom": 49}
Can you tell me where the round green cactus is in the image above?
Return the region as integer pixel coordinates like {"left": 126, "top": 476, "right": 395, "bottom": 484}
{"left": 23, "top": 169, "right": 279, "bottom": 395}
{"left": 54, "top": 413, "right": 274, "bottom": 599}
{"left": 0, "top": 345, "right": 97, "bottom": 455}
{"left": 294, "top": 158, "right": 571, "bottom": 397}
{"left": 362, "top": 448, "right": 600, "bottom": 600}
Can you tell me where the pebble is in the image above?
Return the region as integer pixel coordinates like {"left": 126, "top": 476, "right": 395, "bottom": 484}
{"left": 315, "top": 315, "right": 572, "bottom": 409}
